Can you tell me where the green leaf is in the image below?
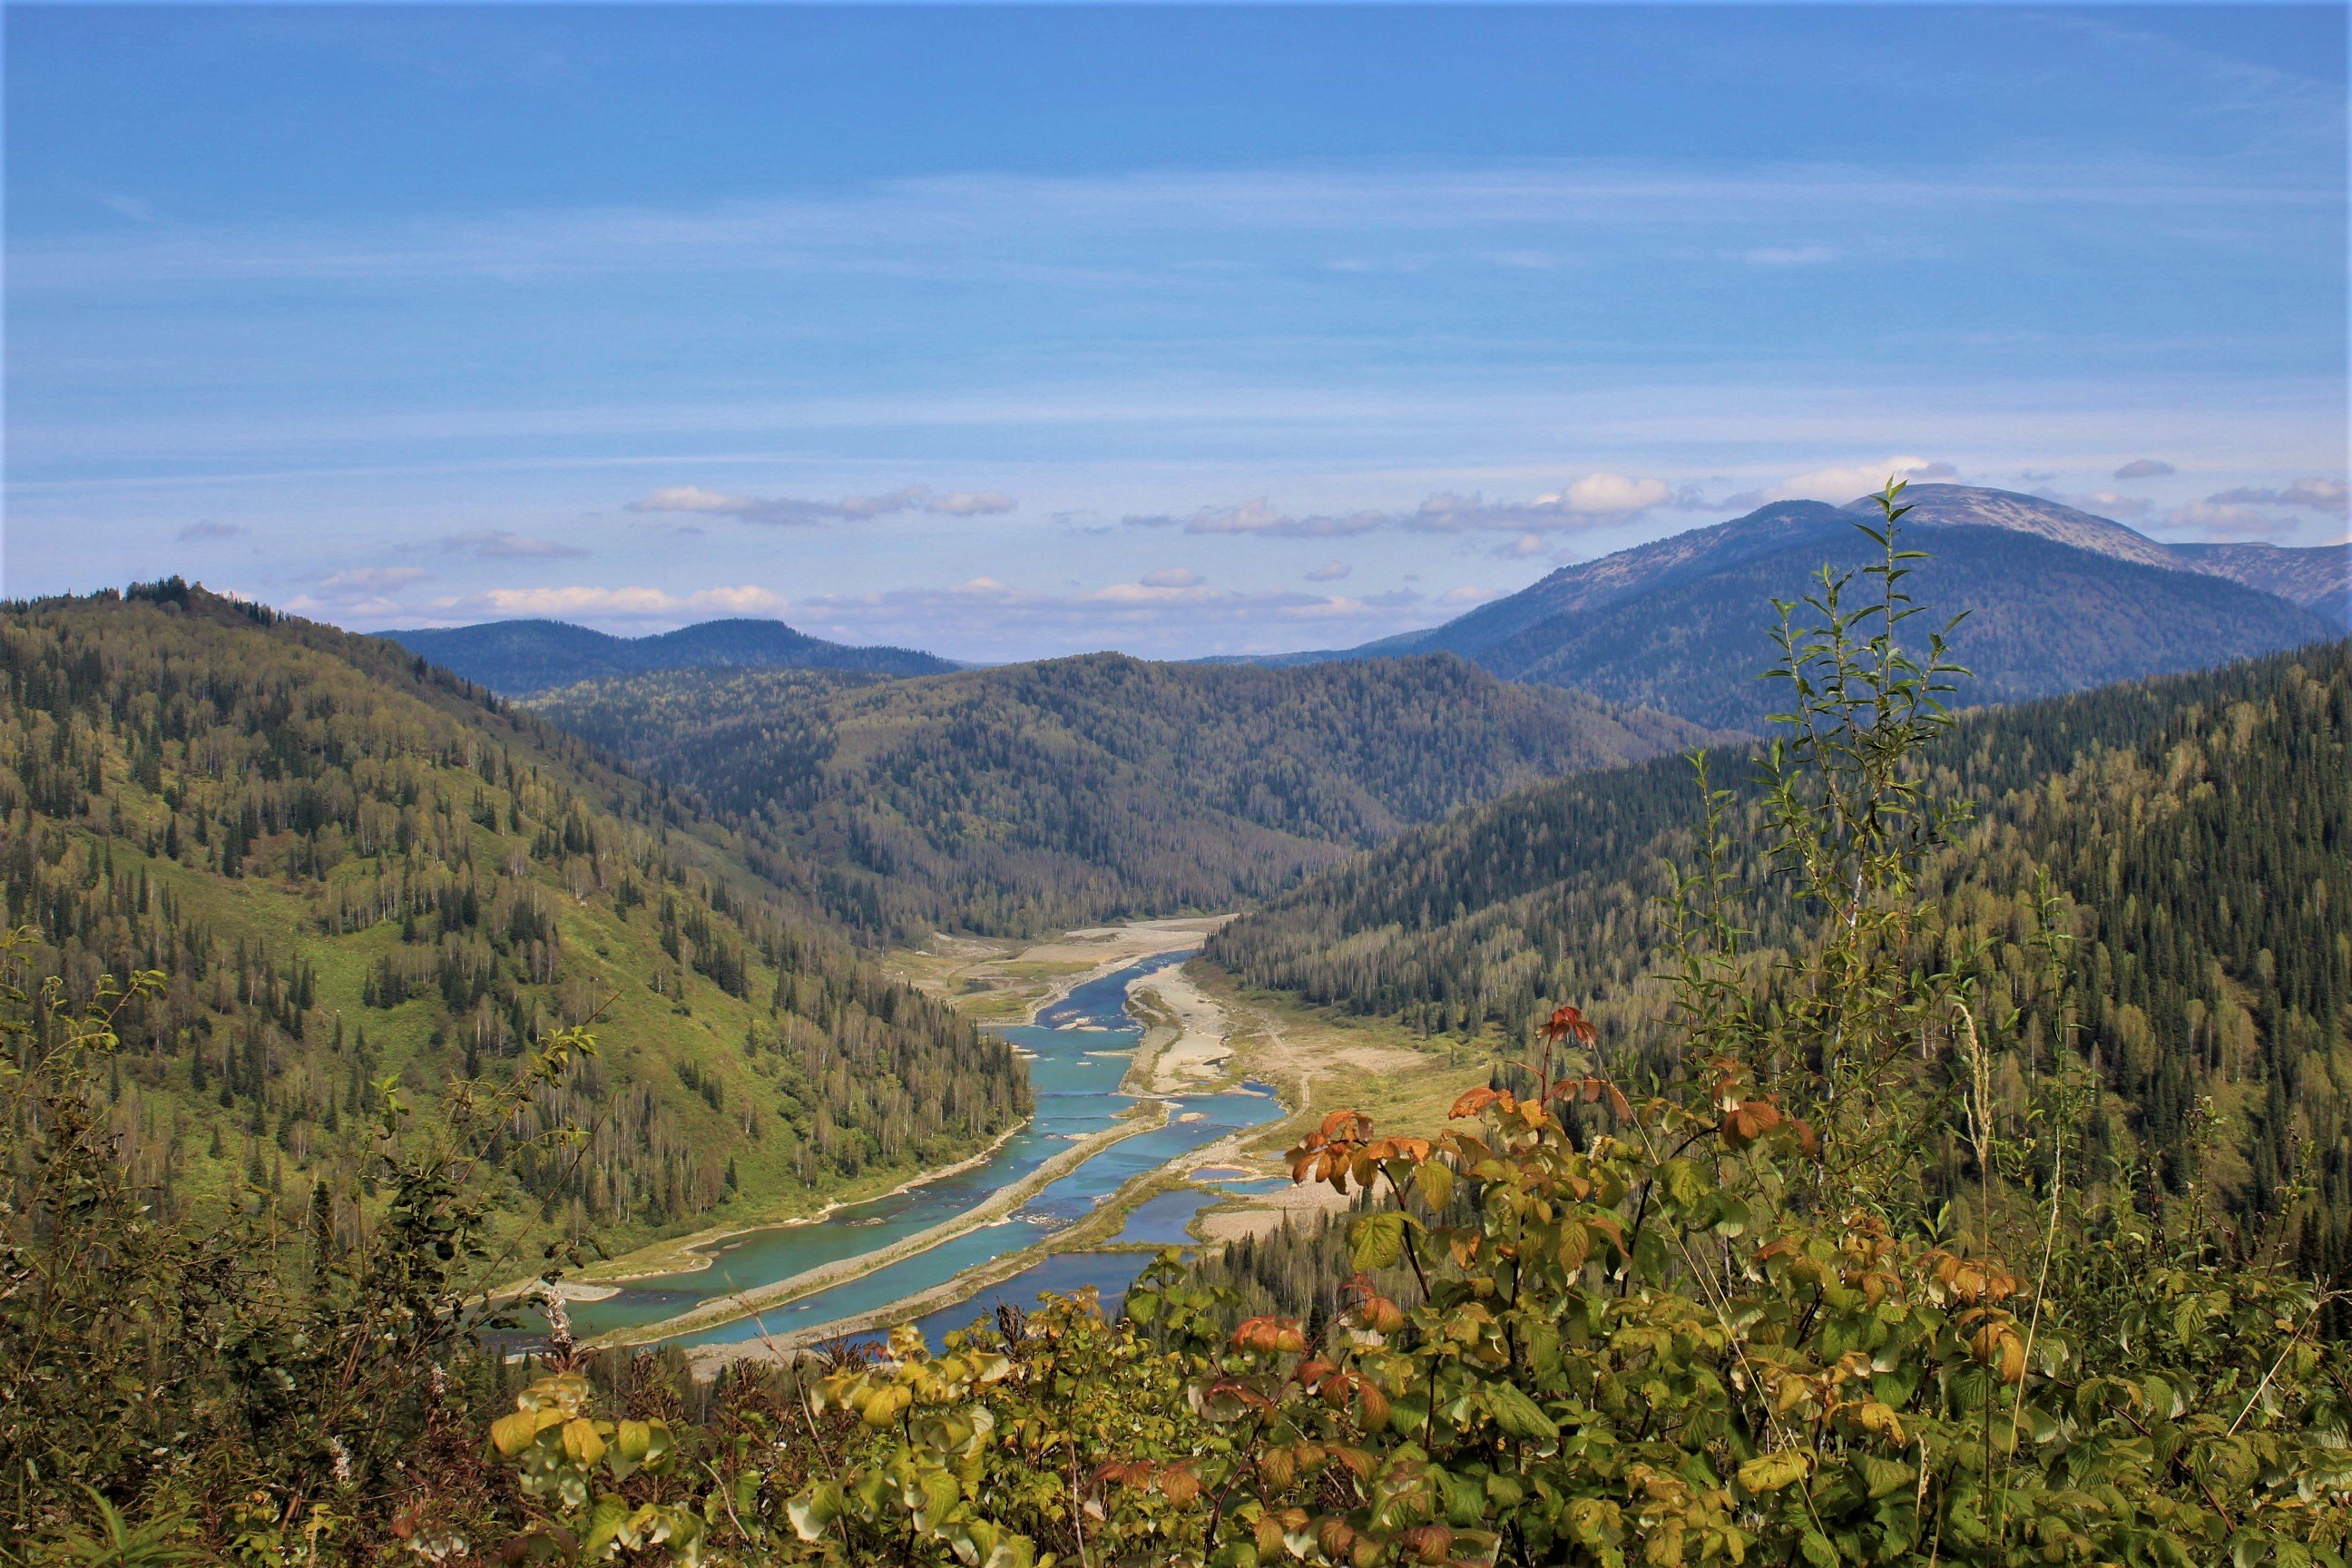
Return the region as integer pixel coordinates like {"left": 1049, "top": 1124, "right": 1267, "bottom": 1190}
{"left": 788, "top": 1481, "right": 843, "bottom": 1542}
{"left": 1737, "top": 1451, "right": 1811, "bottom": 1494}
{"left": 1349, "top": 1210, "right": 1407, "bottom": 1271}
{"left": 1484, "top": 1381, "right": 1558, "bottom": 1444}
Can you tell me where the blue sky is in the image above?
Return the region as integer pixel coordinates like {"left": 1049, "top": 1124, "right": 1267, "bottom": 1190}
{"left": 5, "top": 4, "right": 2345, "bottom": 661}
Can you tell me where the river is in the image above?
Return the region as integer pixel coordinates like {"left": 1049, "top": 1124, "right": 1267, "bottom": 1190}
{"left": 555, "top": 950, "right": 1285, "bottom": 1351}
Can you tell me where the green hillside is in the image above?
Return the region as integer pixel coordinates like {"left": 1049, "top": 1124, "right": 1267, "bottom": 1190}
{"left": 1207, "top": 639, "right": 2352, "bottom": 1269}
{"left": 528, "top": 652, "right": 1715, "bottom": 938}
{"left": 0, "top": 581, "right": 1029, "bottom": 1266}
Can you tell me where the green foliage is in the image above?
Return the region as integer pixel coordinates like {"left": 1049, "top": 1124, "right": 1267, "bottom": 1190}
{"left": 0, "top": 583, "right": 1029, "bottom": 1266}
{"left": 527, "top": 652, "right": 1711, "bottom": 939}
{"left": 2, "top": 917, "right": 587, "bottom": 1553}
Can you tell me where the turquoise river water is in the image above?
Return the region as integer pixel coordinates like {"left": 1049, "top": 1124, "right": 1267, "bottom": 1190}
{"left": 556, "top": 951, "right": 1285, "bottom": 1349}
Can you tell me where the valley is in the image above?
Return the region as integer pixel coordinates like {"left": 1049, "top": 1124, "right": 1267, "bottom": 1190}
{"left": 560, "top": 917, "right": 1457, "bottom": 1370}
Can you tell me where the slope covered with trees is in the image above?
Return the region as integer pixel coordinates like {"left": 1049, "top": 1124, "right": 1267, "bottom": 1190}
{"left": 0, "top": 581, "right": 1028, "bottom": 1267}
{"left": 1208, "top": 637, "right": 2352, "bottom": 1254}
{"left": 383, "top": 615, "right": 956, "bottom": 696}
{"left": 529, "top": 652, "right": 1713, "bottom": 938}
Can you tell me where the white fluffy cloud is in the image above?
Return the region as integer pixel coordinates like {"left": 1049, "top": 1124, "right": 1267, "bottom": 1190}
{"left": 2152, "top": 501, "right": 2294, "bottom": 542}
{"left": 2052, "top": 490, "right": 2153, "bottom": 520}
{"left": 1122, "top": 475, "right": 1674, "bottom": 543}
{"left": 2206, "top": 478, "right": 2348, "bottom": 517}
{"left": 1406, "top": 474, "right": 1673, "bottom": 534}
{"left": 1754, "top": 456, "right": 1958, "bottom": 505}
{"left": 2112, "top": 458, "right": 2175, "bottom": 480}
{"left": 926, "top": 490, "right": 1018, "bottom": 516}
{"left": 628, "top": 484, "right": 1014, "bottom": 525}
{"left": 439, "top": 530, "right": 588, "bottom": 559}
{"left": 320, "top": 566, "right": 427, "bottom": 593}
{"left": 1139, "top": 567, "right": 1203, "bottom": 588}
{"left": 1126, "top": 498, "right": 1386, "bottom": 538}
{"left": 1304, "top": 560, "right": 1352, "bottom": 582}
{"left": 447, "top": 583, "right": 787, "bottom": 620}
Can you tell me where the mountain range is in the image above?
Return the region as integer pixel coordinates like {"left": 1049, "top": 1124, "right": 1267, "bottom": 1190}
{"left": 383, "top": 487, "right": 2345, "bottom": 733}
{"left": 525, "top": 653, "right": 1714, "bottom": 939}
{"left": 380, "top": 615, "right": 957, "bottom": 694}
{"left": 1246, "top": 485, "right": 2348, "bottom": 728}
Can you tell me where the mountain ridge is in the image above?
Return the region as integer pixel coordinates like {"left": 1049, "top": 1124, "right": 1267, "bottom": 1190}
{"left": 1222, "top": 486, "right": 2346, "bottom": 725}
{"left": 382, "top": 615, "right": 957, "bottom": 694}
{"left": 525, "top": 650, "right": 1720, "bottom": 939}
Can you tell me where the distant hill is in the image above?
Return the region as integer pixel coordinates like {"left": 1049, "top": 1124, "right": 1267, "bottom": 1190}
{"left": 380, "top": 616, "right": 957, "bottom": 694}
{"left": 1250, "top": 487, "right": 2347, "bottom": 726}
{"left": 1, "top": 581, "right": 1028, "bottom": 1263}
{"left": 527, "top": 652, "right": 1718, "bottom": 939}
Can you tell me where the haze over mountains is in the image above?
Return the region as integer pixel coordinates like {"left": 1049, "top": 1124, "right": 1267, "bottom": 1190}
{"left": 385, "top": 487, "right": 2347, "bottom": 736}
{"left": 383, "top": 616, "right": 956, "bottom": 695}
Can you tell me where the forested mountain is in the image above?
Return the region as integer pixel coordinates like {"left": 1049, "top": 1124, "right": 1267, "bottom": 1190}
{"left": 0, "top": 581, "right": 1027, "bottom": 1262}
{"left": 528, "top": 653, "right": 1715, "bottom": 939}
{"left": 382, "top": 615, "right": 956, "bottom": 695}
{"left": 1469, "top": 523, "right": 2336, "bottom": 728}
{"left": 1207, "top": 639, "right": 2352, "bottom": 1289}
{"left": 1252, "top": 488, "right": 2347, "bottom": 727}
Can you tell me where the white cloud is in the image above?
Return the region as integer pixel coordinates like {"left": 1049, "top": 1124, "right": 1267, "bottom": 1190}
{"left": 1088, "top": 579, "right": 1219, "bottom": 604}
{"left": 1440, "top": 585, "right": 1495, "bottom": 605}
{"left": 452, "top": 583, "right": 787, "bottom": 620}
{"left": 631, "top": 485, "right": 750, "bottom": 515}
{"left": 1742, "top": 244, "right": 1838, "bottom": 266}
{"left": 2152, "top": 501, "right": 2294, "bottom": 542}
{"left": 1139, "top": 567, "right": 1203, "bottom": 588}
{"left": 440, "top": 530, "right": 588, "bottom": 558}
{"left": 1305, "top": 560, "right": 1352, "bottom": 582}
{"left": 2206, "top": 477, "right": 2348, "bottom": 516}
{"left": 926, "top": 490, "right": 1017, "bottom": 516}
{"left": 1407, "top": 474, "right": 1672, "bottom": 534}
{"left": 1764, "top": 456, "right": 1958, "bottom": 504}
{"left": 1132, "top": 498, "right": 1386, "bottom": 538}
{"left": 784, "top": 573, "right": 1457, "bottom": 661}
{"left": 175, "top": 520, "right": 245, "bottom": 543}
{"left": 1557, "top": 473, "right": 1673, "bottom": 514}
{"left": 1492, "top": 533, "right": 1552, "bottom": 559}
{"left": 2112, "top": 457, "right": 2175, "bottom": 479}
{"left": 628, "top": 483, "right": 1015, "bottom": 525}
{"left": 320, "top": 566, "right": 427, "bottom": 593}
{"left": 2052, "top": 490, "right": 2153, "bottom": 520}
{"left": 1122, "top": 475, "right": 1675, "bottom": 544}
